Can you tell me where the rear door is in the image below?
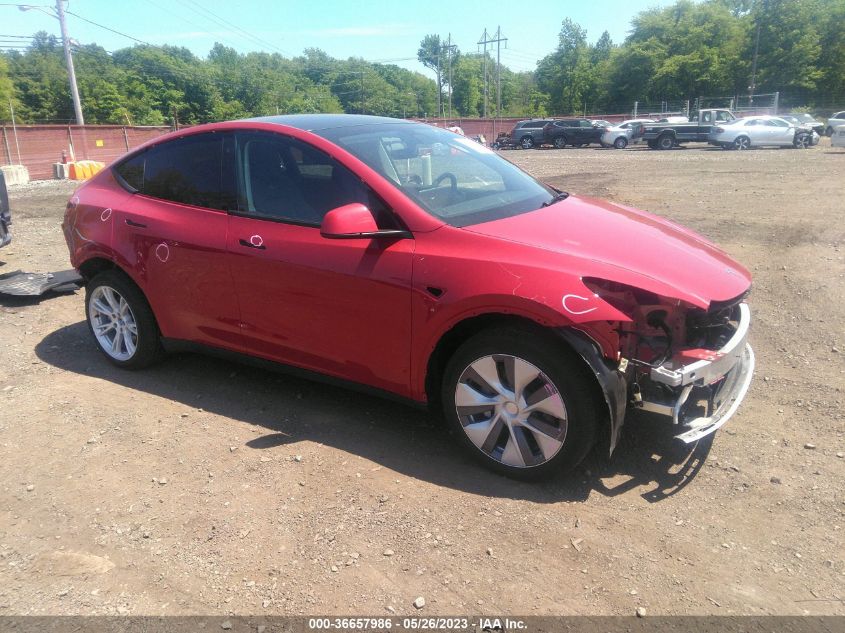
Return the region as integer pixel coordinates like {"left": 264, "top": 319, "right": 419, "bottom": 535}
{"left": 112, "top": 132, "right": 242, "bottom": 349}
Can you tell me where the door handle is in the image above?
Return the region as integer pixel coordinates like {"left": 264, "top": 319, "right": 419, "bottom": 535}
{"left": 239, "top": 237, "right": 266, "bottom": 250}
{"left": 125, "top": 218, "right": 147, "bottom": 228}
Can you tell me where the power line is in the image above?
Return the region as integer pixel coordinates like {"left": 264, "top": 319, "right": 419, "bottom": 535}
{"left": 174, "top": 0, "right": 289, "bottom": 57}
{"left": 64, "top": 9, "right": 151, "bottom": 45}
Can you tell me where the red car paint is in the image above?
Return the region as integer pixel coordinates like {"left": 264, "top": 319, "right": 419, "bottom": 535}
{"left": 63, "top": 116, "right": 751, "bottom": 407}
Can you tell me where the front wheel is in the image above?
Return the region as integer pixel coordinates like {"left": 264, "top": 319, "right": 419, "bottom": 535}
{"left": 613, "top": 136, "right": 628, "bottom": 149}
{"left": 441, "top": 328, "right": 598, "bottom": 480}
{"left": 793, "top": 133, "right": 810, "bottom": 149}
{"left": 86, "top": 270, "right": 163, "bottom": 369}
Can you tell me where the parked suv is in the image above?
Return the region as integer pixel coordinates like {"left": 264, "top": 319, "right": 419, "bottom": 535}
{"left": 542, "top": 119, "right": 606, "bottom": 148}
{"left": 509, "top": 119, "right": 554, "bottom": 149}
{"left": 63, "top": 114, "right": 754, "bottom": 480}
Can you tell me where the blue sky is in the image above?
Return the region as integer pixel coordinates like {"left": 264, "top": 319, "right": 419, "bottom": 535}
{"left": 2, "top": 0, "right": 672, "bottom": 75}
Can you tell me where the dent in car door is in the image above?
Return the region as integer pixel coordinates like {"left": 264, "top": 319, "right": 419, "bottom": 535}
{"left": 227, "top": 131, "right": 415, "bottom": 397}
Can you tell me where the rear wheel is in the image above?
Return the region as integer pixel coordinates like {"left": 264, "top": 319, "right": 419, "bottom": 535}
{"left": 553, "top": 136, "right": 567, "bottom": 149}
{"left": 520, "top": 135, "right": 534, "bottom": 150}
{"left": 657, "top": 134, "right": 675, "bottom": 150}
{"left": 86, "top": 270, "right": 163, "bottom": 369}
{"left": 613, "top": 136, "right": 628, "bottom": 149}
{"left": 826, "top": 126, "right": 834, "bottom": 137}
{"left": 733, "top": 135, "right": 751, "bottom": 150}
{"left": 441, "top": 328, "right": 598, "bottom": 480}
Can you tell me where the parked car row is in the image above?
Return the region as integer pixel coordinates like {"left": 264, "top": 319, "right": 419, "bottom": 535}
{"left": 497, "top": 118, "right": 650, "bottom": 150}
{"left": 496, "top": 109, "right": 839, "bottom": 152}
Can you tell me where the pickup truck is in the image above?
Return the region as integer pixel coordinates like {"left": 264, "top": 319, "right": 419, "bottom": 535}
{"left": 642, "top": 109, "right": 736, "bottom": 149}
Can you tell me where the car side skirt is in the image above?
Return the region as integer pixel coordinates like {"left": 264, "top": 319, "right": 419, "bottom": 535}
{"left": 160, "top": 338, "right": 427, "bottom": 410}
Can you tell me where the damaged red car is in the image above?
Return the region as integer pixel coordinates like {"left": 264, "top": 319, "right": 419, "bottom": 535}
{"left": 63, "top": 115, "right": 754, "bottom": 479}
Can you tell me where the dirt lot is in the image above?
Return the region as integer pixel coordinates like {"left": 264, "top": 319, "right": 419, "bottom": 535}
{"left": 1, "top": 139, "right": 843, "bottom": 617}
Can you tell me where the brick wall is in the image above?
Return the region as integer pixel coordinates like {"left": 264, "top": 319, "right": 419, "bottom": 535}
{"left": 0, "top": 125, "right": 172, "bottom": 181}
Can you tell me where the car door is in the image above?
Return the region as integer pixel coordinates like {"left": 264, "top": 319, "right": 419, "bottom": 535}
{"left": 766, "top": 118, "right": 794, "bottom": 145}
{"left": 226, "top": 130, "right": 415, "bottom": 396}
{"left": 111, "top": 132, "right": 243, "bottom": 350}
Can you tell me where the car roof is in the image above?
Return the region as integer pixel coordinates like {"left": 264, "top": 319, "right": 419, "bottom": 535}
{"left": 248, "top": 114, "right": 413, "bottom": 132}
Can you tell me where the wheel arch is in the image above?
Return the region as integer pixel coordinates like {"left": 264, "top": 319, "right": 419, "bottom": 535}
{"left": 423, "top": 312, "right": 617, "bottom": 451}
{"left": 78, "top": 257, "right": 161, "bottom": 329}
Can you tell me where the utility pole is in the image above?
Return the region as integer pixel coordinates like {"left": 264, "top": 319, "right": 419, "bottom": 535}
{"left": 360, "top": 69, "right": 365, "bottom": 114}
{"left": 56, "top": 0, "right": 84, "bottom": 125}
{"left": 478, "top": 29, "right": 488, "bottom": 118}
{"left": 749, "top": 0, "right": 764, "bottom": 105}
{"left": 446, "top": 33, "right": 454, "bottom": 120}
{"left": 435, "top": 36, "right": 457, "bottom": 120}
{"left": 478, "top": 28, "right": 507, "bottom": 121}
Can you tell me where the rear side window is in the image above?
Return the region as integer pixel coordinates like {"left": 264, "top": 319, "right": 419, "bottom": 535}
{"left": 114, "top": 133, "right": 236, "bottom": 211}
{"left": 115, "top": 153, "right": 144, "bottom": 191}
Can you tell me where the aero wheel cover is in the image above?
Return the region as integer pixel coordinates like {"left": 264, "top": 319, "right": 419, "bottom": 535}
{"left": 455, "top": 354, "right": 568, "bottom": 468}
{"left": 88, "top": 285, "right": 139, "bottom": 361}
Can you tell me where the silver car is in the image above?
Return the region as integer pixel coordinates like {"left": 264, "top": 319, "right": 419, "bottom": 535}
{"left": 600, "top": 119, "right": 655, "bottom": 149}
{"left": 708, "top": 115, "right": 813, "bottom": 150}
{"left": 832, "top": 124, "right": 845, "bottom": 148}
{"left": 826, "top": 111, "right": 845, "bottom": 136}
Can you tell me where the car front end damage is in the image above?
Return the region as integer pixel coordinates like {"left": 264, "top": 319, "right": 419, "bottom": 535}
{"left": 567, "top": 280, "right": 754, "bottom": 449}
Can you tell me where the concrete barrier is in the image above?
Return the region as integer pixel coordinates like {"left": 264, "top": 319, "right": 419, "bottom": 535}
{"left": 0, "top": 165, "right": 30, "bottom": 186}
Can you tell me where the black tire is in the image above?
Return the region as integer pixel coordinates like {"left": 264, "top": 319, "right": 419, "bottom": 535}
{"left": 826, "top": 126, "right": 834, "bottom": 137}
{"left": 657, "top": 134, "right": 674, "bottom": 150}
{"left": 552, "top": 136, "right": 567, "bottom": 149}
{"left": 441, "top": 327, "right": 599, "bottom": 481}
{"left": 613, "top": 136, "right": 628, "bottom": 149}
{"left": 520, "top": 135, "right": 534, "bottom": 150}
{"left": 85, "top": 269, "right": 164, "bottom": 369}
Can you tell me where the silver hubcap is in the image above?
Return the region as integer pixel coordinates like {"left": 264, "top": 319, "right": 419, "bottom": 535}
{"left": 88, "top": 286, "right": 138, "bottom": 361}
{"left": 796, "top": 136, "right": 808, "bottom": 148}
{"left": 735, "top": 137, "right": 749, "bottom": 150}
{"left": 455, "top": 354, "right": 568, "bottom": 468}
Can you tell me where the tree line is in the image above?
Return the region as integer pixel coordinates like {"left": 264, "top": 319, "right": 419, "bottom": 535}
{"left": 1, "top": 0, "right": 843, "bottom": 126}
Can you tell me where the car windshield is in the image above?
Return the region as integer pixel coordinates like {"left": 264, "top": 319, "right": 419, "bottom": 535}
{"left": 320, "top": 123, "right": 555, "bottom": 227}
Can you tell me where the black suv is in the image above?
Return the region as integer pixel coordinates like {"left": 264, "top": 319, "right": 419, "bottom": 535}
{"left": 508, "top": 119, "right": 555, "bottom": 149}
{"left": 542, "top": 119, "right": 606, "bottom": 148}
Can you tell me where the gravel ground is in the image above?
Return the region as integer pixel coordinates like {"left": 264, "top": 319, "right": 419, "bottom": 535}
{"left": 0, "top": 138, "right": 843, "bottom": 617}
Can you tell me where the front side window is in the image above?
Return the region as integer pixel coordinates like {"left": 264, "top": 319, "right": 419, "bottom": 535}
{"left": 320, "top": 123, "right": 555, "bottom": 227}
{"left": 235, "top": 132, "right": 395, "bottom": 228}
{"left": 767, "top": 119, "right": 789, "bottom": 128}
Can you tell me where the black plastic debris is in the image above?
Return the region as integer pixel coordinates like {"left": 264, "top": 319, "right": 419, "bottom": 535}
{"left": 0, "top": 269, "right": 82, "bottom": 296}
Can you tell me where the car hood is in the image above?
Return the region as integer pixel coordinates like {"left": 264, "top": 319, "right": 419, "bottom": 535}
{"left": 464, "top": 195, "right": 751, "bottom": 309}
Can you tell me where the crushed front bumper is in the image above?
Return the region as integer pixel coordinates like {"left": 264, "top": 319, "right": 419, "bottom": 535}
{"left": 640, "top": 303, "right": 755, "bottom": 443}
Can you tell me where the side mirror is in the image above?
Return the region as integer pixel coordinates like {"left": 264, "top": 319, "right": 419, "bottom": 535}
{"left": 320, "top": 203, "right": 410, "bottom": 240}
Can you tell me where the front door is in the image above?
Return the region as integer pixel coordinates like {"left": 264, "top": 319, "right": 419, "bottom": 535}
{"left": 226, "top": 131, "right": 415, "bottom": 396}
